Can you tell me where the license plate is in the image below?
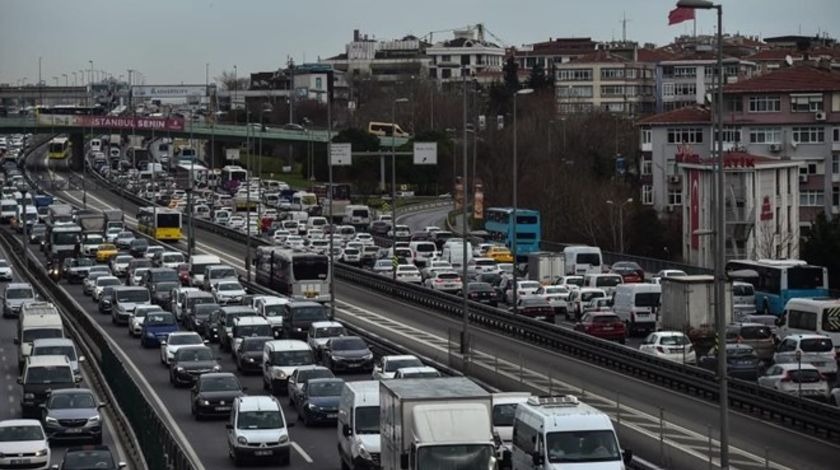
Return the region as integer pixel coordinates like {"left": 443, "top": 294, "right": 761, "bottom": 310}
{"left": 327, "top": 413, "right": 337, "bottom": 419}
{"left": 10, "top": 460, "right": 31, "bottom": 465}
{"left": 215, "top": 406, "right": 231, "bottom": 411}
{"left": 602, "top": 327, "right": 614, "bottom": 331}
{"left": 66, "top": 428, "right": 83, "bottom": 433}
{"left": 812, "top": 362, "right": 825, "bottom": 366}
{"left": 254, "top": 450, "right": 273, "bottom": 456}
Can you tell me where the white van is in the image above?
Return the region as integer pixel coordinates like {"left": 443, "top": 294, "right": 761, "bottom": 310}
{"left": 441, "top": 240, "right": 473, "bottom": 269}
{"left": 563, "top": 246, "right": 603, "bottom": 275}
{"left": 511, "top": 395, "right": 630, "bottom": 470}
{"left": 188, "top": 254, "right": 222, "bottom": 287}
{"left": 227, "top": 396, "right": 292, "bottom": 466}
{"left": 337, "top": 380, "right": 380, "bottom": 470}
{"left": 582, "top": 273, "right": 623, "bottom": 297}
{"left": 16, "top": 313, "right": 64, "bottom": 371}
{"left": 612, "top": 283, "right": 660, "bottom": 333}
{"left": 262, "top": 340, "right": 315, "bottom": 395}
{"left": 779, "top": 298, "right": 840, "bottom": 352}
{"left": 342, "top": 205, "right": 372, "bottom": 228}
{"left": 409, "top": 241, "right": 438, "bottom": 268}
{"left": 492, "top": 392, "right": 531, "bottom": 466}
{"left": 0, "top": 199, "right": 17, "bottom": 223}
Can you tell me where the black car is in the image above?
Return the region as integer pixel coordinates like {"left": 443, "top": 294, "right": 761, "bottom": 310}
{"left": 41, "top": 388, "right": 104, "bottom": 444}
{"left": 150, "top": 280, "right": 179, "bottom": 308}
{"left": 187, "top": 303, "right": 220, "bottom": 337}
{"left": 55, "top": 446, "right": 125, "bottom": 470}
{"left": 466, "top": 282, "right": 498, "bottom": 306}
{"left": 19, "top": 360, "right": 80, "bottom": 418}
{"left": 697, "top": 343, "right": 761, "bottom": 381}
{"left": 283, "top": 301, "right": 329, "bottom": 340}
{"left": 169, "top": 345, "right": 221, "bottom": 387}
{"left": 129, "top": 238, "right": 149, "bottom": 258}
{"left": 234, "top": 336, "right": 271, "bottom": 373}
{"left": 191, "top": 372, "right": 245, "bottom": 420}
{"left": 296, "top": 378, "right": 345, "bottom": 426}
{"left": 98, "top": 286, "right": 118, "bottom": 314}
{"left": 322, "top": 336, "right": 374, "bottom": 372}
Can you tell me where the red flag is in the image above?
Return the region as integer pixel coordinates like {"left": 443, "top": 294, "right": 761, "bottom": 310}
{"left": 668, "top": 6, "right": 695, "bottom": 25}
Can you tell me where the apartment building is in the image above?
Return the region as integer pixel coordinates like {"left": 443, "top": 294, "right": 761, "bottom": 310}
{"left": 512, "top": 37, "right": 598, "bottom": 72}
{"left": 321, "top": 29, "right": 431, "bottom": 82}
{"left": 426, "top": 25, "right": 505, "bottom": 83}
{"left": 656, "top": 52, "right": 756, "bottom": 112}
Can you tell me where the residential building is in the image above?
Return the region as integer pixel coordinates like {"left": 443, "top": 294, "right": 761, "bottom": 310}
{"left": 321, "top": 29, "right": 431, "bottom": 82}
{"left": 426, "top": 25, "right": 506, "bottom": 83}
{"left": 745, "top": 48, "right": 840, "bottom": 75}
{"left": 242, "top": 64, "right": 348, "bottom": 109}
{"left": 555, "top": 50, "right": 656, "bottom": 115}
{"left": 679, "top": 152, "right": 800, "bottom": 267}
{"left": 656, "top": 51, "right": 756, "bottom": 112}
{"left": 512, "top": 37, "right": 598, "bottom": 72}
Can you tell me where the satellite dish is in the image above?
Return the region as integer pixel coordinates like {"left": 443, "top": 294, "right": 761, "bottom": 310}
{"left": 785, "top": 55, "right": 794, "bottom": 67}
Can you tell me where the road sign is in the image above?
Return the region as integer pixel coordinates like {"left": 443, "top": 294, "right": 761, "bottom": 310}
{"left": 391, "top": 256, "right": 399, "bottom": 268}
{"left": 413, "top": 142, "right": 437, "bottom": 165}
{"left": 826, "top": 307, "right": 840, "bottom": 330}
{"left": 330, "top": 143, "right": 352, "bottom": 166}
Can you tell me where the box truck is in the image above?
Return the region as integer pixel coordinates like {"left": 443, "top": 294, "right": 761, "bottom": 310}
{"left": 659, "top": 275, "right": 732, "bottom": 355}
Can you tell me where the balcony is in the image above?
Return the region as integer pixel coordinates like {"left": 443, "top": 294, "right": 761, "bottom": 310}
{"left": 641, "top": 142, "right": 652, "bottom": 152}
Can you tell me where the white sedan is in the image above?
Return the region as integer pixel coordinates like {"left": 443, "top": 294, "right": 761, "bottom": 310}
{"left": 159, "top": 331, "right": 205, "bottom": 365}
{"left": 395, "top": 264, "right": 422, "bottom": 284}
{"left": 758, "top": 363, "right": 830, "bottom": 399}
{"left": 93, "top": 275, "right": 122, "bottom": 301}
{"left": 639, "top": 331, "right": 696, "bottom": 364}
{"left": 212, "top": 280, "right": 247, "bottom": 305}
{"left": 534, "top": 285, "right": 571, "bottom": 313}
{"left": 424, "top": 271, "right": 463, "bottom": 293}
{"left": 129, "top": 305, "right": 165, "bottom": 337}
{"left": 0, "top": 420, "right": 50, "bottom": 468}
{"left": 0, "top": 259, "right": 13, "bottom": 281}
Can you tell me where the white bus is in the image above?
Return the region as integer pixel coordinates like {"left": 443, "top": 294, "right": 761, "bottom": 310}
{"left": 255, "top": 247, "right": 330, "bottom": 303}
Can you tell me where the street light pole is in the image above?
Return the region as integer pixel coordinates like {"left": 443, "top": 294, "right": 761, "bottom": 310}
{"left": 245, "top": 109, "right": 252, "bottom": 282}
{"left": 606, "top": 198, "right": 633, "bottom": 253}
{"left": 511, "top": 88, "right": 533, "bottom": 316}
{"left": 678, "top": 2, "right": 728, "bottom": 468}
{"left": 461, "top": 70, "right": 470, "bottom": 358}
{"left": 391, "top": 97, "right": 409, "bottom": 281}
{"left": 327, "top": 91, "right": 335, "bottom": 319}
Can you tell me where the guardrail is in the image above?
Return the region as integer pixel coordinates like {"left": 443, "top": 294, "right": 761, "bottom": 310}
{"left": 70, "top": 148, "right": 840, "bottom": 443}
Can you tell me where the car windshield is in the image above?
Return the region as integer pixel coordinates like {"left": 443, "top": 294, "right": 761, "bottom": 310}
{"left": 355, "top": 406, "right": 380, "bottom": 434}
{"left": 800, "top": 338, "right": 833, "bottom": 352}
{"left": 270, "top": 350, "right": 313, "bottom": 366}
{"left": 493, "top": 403, "right": 518, "bottom": 427}
{"left": 737, "top": 326, "right": 772, "bottom": 339}
{"left": 219, "top": 283, "right": 243, "bottom": 291}
{"left": 469, "top": 283, "right": 492, "bottom": 292}
{"left": 98, "top": 278, "right": 121, "bottom": 287}
{"left": 577, "top": 254, "right": 601, "bottom": 266}
{"left": 194, "top": 304, "right": 219, "bottom": 318}
{"left": 175, "top": 348, "right": 213, "bottom": 361}
{"left": 48, "top": 392, "right": 96, "bottom": 409}
{"left": 292, "top": 306, "right": 327, "bottom": 322}
{"left": 117, "top": 290, "right": 150, "bottom": 303}
{"left": 299, "top": 368, "right": 333, "bottom": 383}
{"left": 384, "top": 358, "right": 423, "bottom": 372}
{"left": 788, "top": 369, "right": 823, "bottom": 383}
{"left": 262, "top": 304, "right": 284, "bottom": 317}
{"left": 522, "top": 298, "right": 548, "bottom": 307}
{"left": 546, "top": 430, "right": 620, "bottom": 463}
{"left": 595, "top": 276, "right": 622, "bottom": 287}
{"left": 733, "top": 284, "right": 754, "bottom": 296}
{"left": 201, "top": 376, "right": 241, "bottom": 392}
{"left": 0, "top": 425, "right": 45, "bottom": 441}
{"left": 33, "top": 345, "right": 75, "bottom": 360}
{"left": 236, "top": 325, "right": 272, "bottom": 337}
{"left": 25, "top": 365, "right": 73, "bottom": 384}
{"left": 60, "top": 450, "right": 117, "bottom": 470}
{"left": 146, "top": 313, "right": 176, "bottom": 325}
{"left": 659, "top": 335, "right": 690, "bottom": 346}
{"left": 151, "top": 271, "right": 179, "bottom": 282}
{"left": 115, "top": 255, "right": 133, "bottom": 264}
{"left": 7, "top": 288, "right": 33, "bottom": 299}
{"left": 154, "top": 282, "right": 179, "bottom": 292}
{"left": 308, "top": 380, "right": 343, "bottom": 397}
{"left": 591, "top": 315, "right": 620, "bottom": 323}
{"left": 635, "top": 292, "right": 660, "bottom": 307}
{"left": 238, "top": 410, "right": 284, "bottom": 430}
{"left": 331, "top": 338, "right": 367, "bottom": 351}
{"left": 315, "top": 326, "right": 344, "bottom": 338}
{"left": 520, "top": 282, "right": 540, "bottom": 289}
{"left": 580, "top": 291, "right": 604, "bottom": 302}
{"left": 169, "top": 334, "right": 202, "bottom": 345}
{"left": 212, "top": 268, "right": 237, "bottom": 279}
{"left": 243, "top": 338, "right": 269, "bottom": 351}
{"left": 22, "top": 328, "right": 63, "bottom": 342}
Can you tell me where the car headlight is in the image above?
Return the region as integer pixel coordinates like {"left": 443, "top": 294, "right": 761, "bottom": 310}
{"left": 358, "top": 444, "right": 371, "bottom": 460}
{"left": 146, "top": 332, "right": 155, "bottom": 337}
{"left": 24, "top": 393, "right": 34, "bottom": 399}
{"left": 45, "top": 416, "right": 58, "bottom": 424}
{"left": 271, "top": 368, "right": 287, "bottom": 380}
{"left": 237, "top": 436, "right": 248, "bottom": 445}
{"left": 362, "top": 353, "right": 374, "bottom": 360}
{"left": 306, "top": 403, "right": 320, "bottom": 411}
{"left": 212, "top": 365, "right": 222, "bottom": 371}
{"left": 87, "top": 415, "right": 100, "bottom": 424}
{"left": 279, "top": 434, "right": 289, "bottom": 443}
{"left": 34, "top": 448, "right": 48, "bottom": 457}
{"left": 177, "top": 367, "right": 184, "bottom": 372}
{"left": 248, "top": 357, "right": 255, "bottom": 362}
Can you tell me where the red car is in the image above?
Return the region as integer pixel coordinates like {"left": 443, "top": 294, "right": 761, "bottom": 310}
{"left": 610, "top": 261, "right": 645, "bottom": 283}
{"left": 574, "top": 312, "right": 627, "bottom": 343}
{"left": 511, "top": 297, "right": 555, "bottom": 323}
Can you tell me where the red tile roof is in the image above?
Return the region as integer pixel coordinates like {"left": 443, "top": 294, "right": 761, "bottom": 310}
{"left": 637, "top": 106, "right": 710, "bottom": 125}
{"left": 637, "top": 48, "right": 676, "bottom": 63}
{"left": 745, "top": 48, "right": 803, "bottom": 61}
{"left": 724, "top": 65, "right": 840, "bottom": 93}
{"left": 569, "top": 50, "right": 627, "bottom": 63}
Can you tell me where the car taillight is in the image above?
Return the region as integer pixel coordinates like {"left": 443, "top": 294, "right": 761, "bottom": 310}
{"left": 780, "top": 373, "right": 791, "bottom": 383}
{"left": 656, "top": 346, "right": 666, "bottom": 353}
{"left": 435, "top": 279, "right": 445, "bottom": 283}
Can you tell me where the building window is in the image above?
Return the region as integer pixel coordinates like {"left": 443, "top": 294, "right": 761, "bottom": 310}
{"left": 715, "top": 126, "right": 741, "bottom": 143}
{"left": 641, "top": 159, "right": 652, "bottom": 175}
{"left": 673, "top": 66, "right": 696, "bottom": 78}
{"left": 667, "top": 127, "right": 704, "bottom": 144}
{"left": 642, "top": 185, "right": 653, "bottom": 205}
{"left": 674, "top": 83, "right": 697, "bottom": 96}
{"left": 315, "top": 77, "right": 322, "bottom": 90}
{"left": 441, "top": 68, "right": 451, "bottom": 79}
{"left": 790, "top": 94, "right": 823, "bottom": 112}
{"left": 601, "top": 85, "right": 626, "bottom": 97}
{"left": 461, "top": 55, "right": 470, "bottom": 66}
{"left": 668, "top": 190, "right": 683, "bottom": 206}
{"left": 748, "top": 127, "right": 782, "bottom": 144}
{"left": 603, "top": 102, "right": 625, "bottom": 113}
{"left": 557, "top": 68, "right": 593, "bottom": 81}
{"left": 558, "top": 86, "right": 593, "bottom": 98}
{"left": 834, "top": 187, "right": 840, "bottom": 207}
{"left": 748, "top": 95, "right": 781, "bottom": 112}
{"left": 662, "top": 83, "right": 675, "bottom": 97}
{"left": 601, "top": 68, "right": 625, "bottom": 80}
{"left": 833, "top": 154, "right": 840, "bottom": 175}
{"left": 641, "top": 129, "right": 652, "bottom": 145}
{"left": 792, "top": 127, "right": 825, "bottom": 144}
{"left": 833, "top": 128, "right": 839, "bottom": 142}
{"left": 441, "top": 55, "right": 451, "bottom": 63}
{"left": 724, "top": 96, "right": 743, "bottom": 112}
{"left": 800, "top": 190, "right": 824, "bottom": 207}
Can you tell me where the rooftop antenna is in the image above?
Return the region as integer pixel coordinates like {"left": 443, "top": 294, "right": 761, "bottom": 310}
{"left": 620, "top": 12, "right": 631, "bottom": 43}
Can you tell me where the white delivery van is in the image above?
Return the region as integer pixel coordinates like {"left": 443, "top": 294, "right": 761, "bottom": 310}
{"left": 188, "top": 254, "right": 221, "bottom": 287}
{"left": 511, "top": 395, "right": 631, "bottom": 470}
{"left": 343, "top": 205, "right": 372, "bottom": 228}
{"left": 409, "top": 241, "right": 438, "bottom": 268}
{"left": 337, "top": 380, "right": 381, "bottom": 470}
{"left": 612, "top": 283, "right": 661, "bottom": 333}
{"left": 492, "top": 392, "right": 532, "bottom": 467}
{"left": 441, "top": 240, "right": 473, "bottom": 269}
{"left": 262, "top": 340, "right": 315, "bottom": 395}
{"left": 563, "top": 246, "right": 603, "bottom": 275}
{"left": 582, "top": 273, "right": 624, "bottom": 297}
{"left": 779, "top": 298, "right": 840, "bottom": 351}
{"left": 16, "top": 313, "right": 64, "bottom": 371}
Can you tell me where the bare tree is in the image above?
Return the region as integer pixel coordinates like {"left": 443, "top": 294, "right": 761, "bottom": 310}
{"left": 215, "top": 70, "right": 250, "bottom": 91}
{"left": 753, "top": 219, "right": 799, "bottom": 259}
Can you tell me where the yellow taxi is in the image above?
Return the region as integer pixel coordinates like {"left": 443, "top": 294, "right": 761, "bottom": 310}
{"left": 485, "top": 245, "right": 514, "bottom": 263}
{"left": 95, "top": 243, "right": 119, "bottom": 262}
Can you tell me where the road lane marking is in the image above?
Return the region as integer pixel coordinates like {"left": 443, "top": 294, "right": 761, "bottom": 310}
{"left": 291, "top": 441, "right": 313, "bottom": 464}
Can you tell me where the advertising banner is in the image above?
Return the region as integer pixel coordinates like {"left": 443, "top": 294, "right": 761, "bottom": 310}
{"left": 131, "top": 85, "right": 207, "bottom": 98}
{"left": 37, "top": 114, "right": 185, "bottom": 132}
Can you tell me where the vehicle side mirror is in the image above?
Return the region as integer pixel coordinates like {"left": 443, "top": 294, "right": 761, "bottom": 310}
{"left": 532, "top": 452, "right": 544, "bottom": 466}
{"left": 13, "top": 338, "right": 19, "bottom": 345}
{"left": 118, "top": 462, "right": 127, "bottom": 469}
{"left": 78, "top": 356, "right": 86, "bottom": 363}
{"left": 75, "top": 376, "right": 82, "bottom": 383}
{"left": 225, "top": 423, "right": 233, "bottom": 430}
{"left": 98, "top": 402, "right": 107, "bottom": 409}
{"left": 342, "top": 424, "right": 352, "bottom": 437}
{"left": 51, "top": 465, "right": 59, "bottom": 470}
{"left": 241, "top": 386, "right": 248, "bottom": 392}
{"left": 623, "top": 448, "right": 634, "bottom": 465}
{"left": 160, "top": 340, "right": 167, "bottom": 345}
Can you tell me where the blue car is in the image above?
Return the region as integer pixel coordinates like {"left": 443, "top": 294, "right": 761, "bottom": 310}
{"left": 140, "top": 311, "right": 179, "bottom": 348}
{"left": 296, "top": 377, "right": 344, "bottom": 426}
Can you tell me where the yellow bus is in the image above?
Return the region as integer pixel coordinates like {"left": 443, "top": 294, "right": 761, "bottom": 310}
{"left": 48, "top": 137, "right": 71, "bottom": 159}
{"left": 136, "top": 207, "right": 182, "bottom": 242}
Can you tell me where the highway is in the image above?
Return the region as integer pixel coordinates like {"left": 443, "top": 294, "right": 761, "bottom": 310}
{"left": 0, "top": 228, "right": 126, "bottom": 467}
{"left": 24, "top": 145, "right": 840, "bottom": 470}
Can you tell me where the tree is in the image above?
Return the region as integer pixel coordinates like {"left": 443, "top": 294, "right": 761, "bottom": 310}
{"left": 801, "top": 211, "right": 840, "bottom": 289}
{"left": 527, "top": 62, "right": 550, "bottom": 91}
{"left": 625, "top": 207, "right": 669, "bottom": 258}
{"left": 215, "top": 70, "right": 250, "bottom": 91}
{"left": 753, "top": 219, "right": 798, "bottom": 259}
{"left": 503, "top": 57, "right": 519, "bottom": 92}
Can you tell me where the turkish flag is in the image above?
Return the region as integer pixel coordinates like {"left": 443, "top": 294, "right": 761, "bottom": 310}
{"left": 669, "top": 6, "right": 695, "bottom": 25}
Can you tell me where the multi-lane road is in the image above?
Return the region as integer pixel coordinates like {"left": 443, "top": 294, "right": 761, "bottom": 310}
{"left": 23, "top": 143, "right": 840, "bottom": 470}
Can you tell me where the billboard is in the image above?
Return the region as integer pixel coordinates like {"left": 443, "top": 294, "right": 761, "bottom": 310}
{"left": 37, "top": 114, "right": 185, "bottom": 132}
{"left": 131, "top": 85, "right": 207, "bottom": 99}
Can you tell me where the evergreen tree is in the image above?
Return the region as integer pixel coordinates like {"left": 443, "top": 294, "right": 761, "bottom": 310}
{"left": 801, "top": 211, "right": 840, "bottom": 289}
{"left": 527, "top": 62, "right": 550, "bottom": 90}
{"left": 503, "top": 56, "right": 519, "bottom": 92}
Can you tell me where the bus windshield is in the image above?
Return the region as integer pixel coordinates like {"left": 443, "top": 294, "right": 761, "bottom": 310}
{"left": 157, "top": 213, "right": 181, "bottom": 228}
{"left": 293, "top": 258, "right": 328, "bottom": 281}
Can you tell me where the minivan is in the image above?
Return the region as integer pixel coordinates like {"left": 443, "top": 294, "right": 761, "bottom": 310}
{"left": 337, "top": 380, "right": 381, "bottom": 470}
{"left": 226, "top": 395, "right": 292, "bottom": 466}
{"left": 778, "top": 298, "right": 840, "bottom": 351}
{"left": 563, "top": 246, "right": 604, "bottom": 275}
{"left": 283, "top": 301, "right": 329, "bottom": 340}
{"left": 262, "top": 340, "right": 315, "bottom": 395}
{"left": 612, "top": 283, "right": 660, "bottom": 334}
{"left": 773, "top": 334, "right": 837, "bottom": 378}
{"left": 19, "top": 355, "right": 80, "bottom": 418}
{"left": 16, "top": 312, "right": 64, "bottom": 371}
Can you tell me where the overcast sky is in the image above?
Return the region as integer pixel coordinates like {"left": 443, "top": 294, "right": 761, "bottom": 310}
{"left": 2, "top": 0, "right": 838, "bottom": 85}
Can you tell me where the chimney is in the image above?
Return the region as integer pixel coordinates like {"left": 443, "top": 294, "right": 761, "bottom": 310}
{"left": 353, "top": 29, "right": 359, "bottom": 42}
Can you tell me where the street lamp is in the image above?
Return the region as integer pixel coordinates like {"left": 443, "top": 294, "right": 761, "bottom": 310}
{"left": 677, "top": 1, "right": 728, "bottom": 468}
{"left": 606, "top": 198, "right": 633, "bottom": 253}
{"left": 391, "top": 97, "right": 409, "bottom": 281}
{"left": 326, "top": 91, "right": 336, "bottom": 319}
{"left": 62, "top": 74, "right": 68, "bottom": 86}
{"left": 511, "top": 87, "right": 533, "bottom": 316}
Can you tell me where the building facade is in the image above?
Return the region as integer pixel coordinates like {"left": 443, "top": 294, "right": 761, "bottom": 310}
{"left": 656, "top": 53, "right": 756, "bottom": 112}
{"left": 426, "top": 25, "right": 505, "bottom": 83}
{"left": 512, "top": 37, "right": 598, "bottom": 72}
{"left": 321, "top": 30, "right": 431, "bottom": 82}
